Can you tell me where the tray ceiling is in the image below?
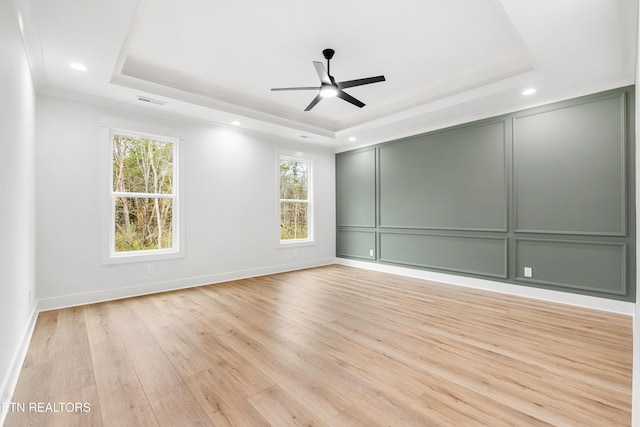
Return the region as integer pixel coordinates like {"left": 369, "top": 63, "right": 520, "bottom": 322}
{"left": 15, "top": 0, "right": 638, "bottom": 147}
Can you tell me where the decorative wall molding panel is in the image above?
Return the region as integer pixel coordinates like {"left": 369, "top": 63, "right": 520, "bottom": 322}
{"left": 336, "top": 86, "right": 635, "bottom": 301}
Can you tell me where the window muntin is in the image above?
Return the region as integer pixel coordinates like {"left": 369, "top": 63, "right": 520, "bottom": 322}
{"left": 111, "top": 132, "right": 178, "bottom": 257}
{"left": 280, "top": 157, "right": 312, "bottom": 243}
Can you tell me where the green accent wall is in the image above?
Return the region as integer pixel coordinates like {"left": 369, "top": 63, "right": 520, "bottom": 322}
{"left": 379, "top": 120, "right": 507, "bottom": 231}
{"left": 336, "top": 86, "right": 635, "bottom": 301}
{"left": 380, "top": 233, "right": 507, "bottom": 279}
{"left": 336, "top": 150, "right": 376, "bottom": 227}
{"left": 513, "top": 95, "right": 626, "bottom": 235}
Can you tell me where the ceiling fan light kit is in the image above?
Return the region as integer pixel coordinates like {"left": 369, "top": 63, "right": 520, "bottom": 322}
{"left": 271, "top": 48, "right": 385, "bottom": 111}
{"left": 319, "top": 85, "right": 338, "bottom": 98}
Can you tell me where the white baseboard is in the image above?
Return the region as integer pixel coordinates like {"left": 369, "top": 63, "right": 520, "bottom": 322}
{"left": 37, "top": 258, "right": 336, "bottom": 312}
{"left": 0, "top": 304, "right": 38, "bottom": 427}
{"left": 336, "top": 258, "right": 634, "bottom": 315}
{"left": 38, "top": 257, "right": 635, "bottom": 315}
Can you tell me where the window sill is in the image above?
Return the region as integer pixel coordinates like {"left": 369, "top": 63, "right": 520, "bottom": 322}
{"left": 278, "top": 239, "right": 316, "bottom": 249}
{"left": 102, "top": 249, "right": 184, "bottom": 265}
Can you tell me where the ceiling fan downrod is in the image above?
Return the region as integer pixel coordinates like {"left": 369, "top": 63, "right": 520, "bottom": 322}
{"left": 323, "top": 48, "right": 335, "bottom": 76}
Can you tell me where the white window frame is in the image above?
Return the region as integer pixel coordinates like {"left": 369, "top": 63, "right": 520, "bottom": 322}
{"left": 101, "top": 125, "right": 184, "bottom": 264}
{"left": 278, "top": 152, "right": 314, "bottom": 247}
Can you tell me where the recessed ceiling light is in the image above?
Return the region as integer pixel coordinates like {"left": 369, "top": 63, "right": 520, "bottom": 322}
{"left": 69, "top": 62, "right": 87, "bottom": 71}
{"left": 522, "top": 88, "right": 536, "bottom": 96}
{"left": 348, "top": 136, "right": 357, "bottom": 142}
{"left": 231, "top": 121, "right": 241, "bottom": 126}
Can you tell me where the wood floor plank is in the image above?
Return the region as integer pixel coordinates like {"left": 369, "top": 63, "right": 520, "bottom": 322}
{"left": 179, "top": 289, "right": 237, "bottom": 336}
{"left": 147, "top": 291, "right": 203, "bottom": 326}
{"left": 127, "top": 343, "right": 212, "bottom": 426}
{"left": 183, "top": 330, "right": 274, "bottom": 396}
{"left": 143, "top": 321, "right": 214, "bottom": 378}
{"left": 294, "top": 354, "right": 437, "bottom": 426}
{"left": 199, "top": 295, "right": 303, "bottom": 363}
{"left": 4, "top": 363, "right": 53, "bottom": 427}
{"left": 106, "top": 300, "right": 157, "bottom": 349}
{"left": 90, "top": 339, "right": 158, "bottom": 427}
{"left": 273, "top": 322, "right": 378, "bottom": 368}
{"left": 220, "top": 330, "right": 346, "bottom": 420}
{"left": 49, "top": 306, "right": 95, "bottom": 396}
{"left": 47, "top": 384, "right": 102, "bottom": 427}
{"left": 247, "top": 385, "right": 327, "bottom": 427}
{"left": 411, "top": 372, "right": 551, "bottom": 426}
{"left": 84, "top": 302, "right": 118, "bottom": 347}
{"left": 21, "top": 310, "right": 58, "bottom": 368}
{"left": 184, "top": 369, "right": 270, "bottom": 427}
{"left": 8, "top": 265, "right": 632, "bottom": 425}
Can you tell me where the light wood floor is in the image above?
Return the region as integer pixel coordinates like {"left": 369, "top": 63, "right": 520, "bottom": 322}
{"left": 6, "top": 265, "right": 632, "bottom": 426}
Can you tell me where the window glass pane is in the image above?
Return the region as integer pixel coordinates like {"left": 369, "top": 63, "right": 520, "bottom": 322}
{"left": 113, "top": 135, "right": 173, "bottom": 194}
{"left": 280, "top": 160, "right": 308, "bottom": 200}
{"left": 280, "top": 201, "right": 308, "bottom": 240}
{"left": 114, "top": 197, "right": 173, "bottom": 252}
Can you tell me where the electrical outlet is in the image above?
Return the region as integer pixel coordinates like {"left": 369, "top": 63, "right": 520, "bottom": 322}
{"left": 147, "top": 264, "right": 154, "bottom": 274}
{"left": 28, "top": 290, "right": 32, "bottom": 303}
{"left": 369, "top": 249, "right": 374, "bottom": 257}
{"left": 524, "top": 267, "right": 533, "bottom": 278}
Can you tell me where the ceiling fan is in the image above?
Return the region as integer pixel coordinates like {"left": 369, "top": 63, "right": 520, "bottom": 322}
{"left": 271, "top": 49, "right": 385, "bottom": 111}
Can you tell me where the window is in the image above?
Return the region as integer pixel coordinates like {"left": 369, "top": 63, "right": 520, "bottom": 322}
{"left": 109, "top": 130, "right": 179, "bottom": 259}
{"left": 279, "top": 156, "right": 313, "bottom": 244}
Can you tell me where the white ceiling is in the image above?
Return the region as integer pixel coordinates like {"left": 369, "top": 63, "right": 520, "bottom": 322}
{"left": 14, "top": 0, "right": 638, "bottom": 149}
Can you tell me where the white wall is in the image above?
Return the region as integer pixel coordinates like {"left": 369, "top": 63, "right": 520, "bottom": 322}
{"left": 35, "top": 96, "right": 336, "bottom": 309}
{"left": 0, "top": 0, "right": 37, "bottom": 420}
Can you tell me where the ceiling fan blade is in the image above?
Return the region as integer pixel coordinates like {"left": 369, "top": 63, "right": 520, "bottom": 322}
{"left": 304, "top": 94, "right": 323, "bottom": 111}
{"left": 337, "top": 90, "right": 365, "bottom": 108}
{"left": 313, "top": 61, "right": 332, "bottom": 85}
{"left": 337, "top": 75, "right": 386, "bottom": 89}
{"left": 271, "top": 86, "right": 320, "bottom": 91}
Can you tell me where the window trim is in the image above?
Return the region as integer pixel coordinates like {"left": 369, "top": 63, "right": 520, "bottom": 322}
{"left": 101, "top": 126, "right": 185, "bottom": 264}
{"left": 278, "top": 152, "right": 315, "bottom": 247}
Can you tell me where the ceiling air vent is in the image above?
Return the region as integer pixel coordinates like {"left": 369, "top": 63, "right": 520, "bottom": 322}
{"left": 136, "top": 95, "right": 166, "bottom": 106}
